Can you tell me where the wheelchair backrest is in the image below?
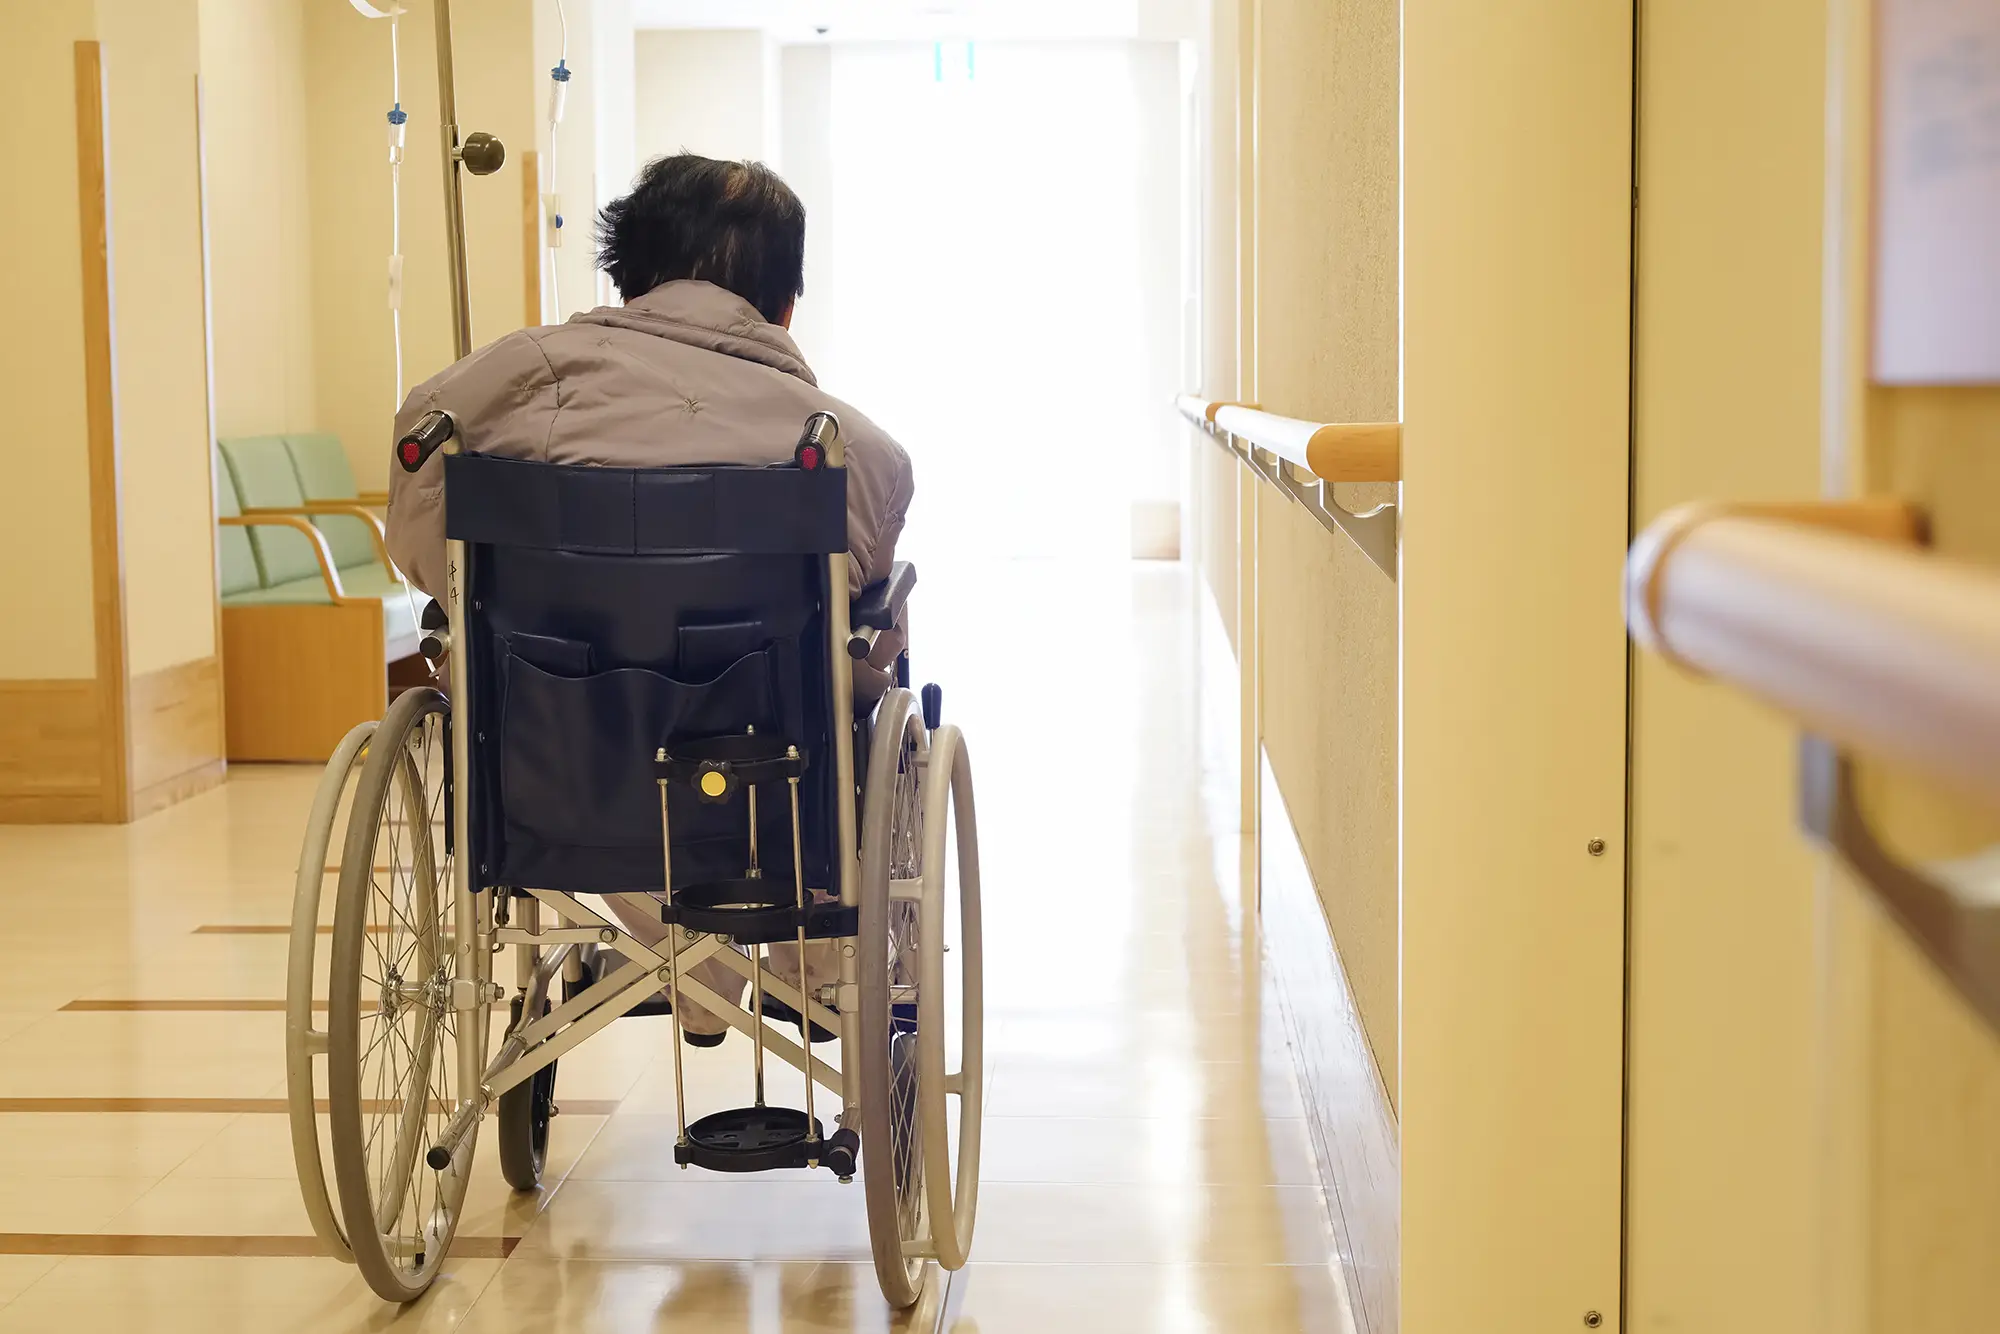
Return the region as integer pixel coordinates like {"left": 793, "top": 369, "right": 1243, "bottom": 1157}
{"left": 445, "top": 452, "right": 846, "bottom": 897}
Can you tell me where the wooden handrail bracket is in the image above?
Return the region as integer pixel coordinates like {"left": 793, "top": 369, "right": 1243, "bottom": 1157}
{"left": 1628, "top": 497, "right": 2000, "bottom": 1034}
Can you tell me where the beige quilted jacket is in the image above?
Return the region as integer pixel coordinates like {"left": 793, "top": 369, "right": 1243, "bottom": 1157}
{"left": 385, "top": 280, "right": 915, "bottom": 694}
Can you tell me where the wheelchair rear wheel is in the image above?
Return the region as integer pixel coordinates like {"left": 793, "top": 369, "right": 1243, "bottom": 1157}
{"left": 857, "top": 689, "right": 985, "bottom": 1307}
{"left": 286, "top": 719, "right": 376, "bottom": 1263}
{"left": 326, "top": 687, "right": 478, "bottom": 1302}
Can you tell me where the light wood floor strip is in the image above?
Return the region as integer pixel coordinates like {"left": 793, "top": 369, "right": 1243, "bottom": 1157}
{"left": 0, "top": 1097, "right": 621, "bottom": 1116}
{"left": 66, "top": 999, "right": 306, "bottom": 1012}
{"left": 0, "top": 1233, "right": 518, "bottom": 1258}
{"left": 194, "top": 924, "right": 391, "bottom": 935}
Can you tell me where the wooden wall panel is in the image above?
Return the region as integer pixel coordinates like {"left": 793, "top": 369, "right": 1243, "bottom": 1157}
{"left": 0, "top": 682, "right": 106, "bottom": 822}
{"left": 1624, "top": 2, "right": 1831, "bottom": 1329}
{"left": 1811, "top": 0, "right": 2000, "bottom": 1321}
{"left": 129, "top": 657, "right": 224, "bottom": 812}
{"left": 75, "top": 40, "right": 130, "bottom": 825}
{"left": 1845, "top": 385, "right": 2000, "bottom": 1329}
{"left": 1401, "top": 3, "right": 1632, "bottom": 1330}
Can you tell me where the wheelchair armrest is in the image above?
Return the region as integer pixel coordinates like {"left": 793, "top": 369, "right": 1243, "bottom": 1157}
{"left": 851, "top": 562, "right": 916, "bottom": 631}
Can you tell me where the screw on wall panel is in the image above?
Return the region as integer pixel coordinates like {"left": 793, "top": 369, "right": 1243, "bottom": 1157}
{"left": 1584, "top": 1312, "right": 1604, "bottom": 1329}
{"left": 1586, "top": 838, "right": 1607, "bottom": 857}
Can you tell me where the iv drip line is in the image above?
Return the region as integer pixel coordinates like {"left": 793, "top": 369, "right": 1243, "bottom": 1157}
{"left": 387, "top": 13, "right": 406, "bottom": 407}
{"left": 544, "top": 0, "right": 571, "bottom": 322}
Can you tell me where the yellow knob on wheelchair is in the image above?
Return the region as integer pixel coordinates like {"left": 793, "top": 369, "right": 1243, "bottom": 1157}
{"left": 691, "top": 761, "right": 738, "bottom": 803}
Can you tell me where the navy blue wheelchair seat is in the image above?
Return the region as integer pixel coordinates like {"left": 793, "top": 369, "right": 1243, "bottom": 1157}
{"left": 445, "top": 452, "right": 848, "bottom": 898}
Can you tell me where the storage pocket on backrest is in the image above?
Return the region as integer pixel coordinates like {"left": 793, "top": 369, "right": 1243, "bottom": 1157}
{"left": 498, "top": 649, "right": 778, "bottom": 853}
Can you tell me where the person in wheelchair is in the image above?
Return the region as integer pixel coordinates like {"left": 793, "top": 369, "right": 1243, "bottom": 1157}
{"left": 385, "top": 154, "right": 915, "bottom": 1041}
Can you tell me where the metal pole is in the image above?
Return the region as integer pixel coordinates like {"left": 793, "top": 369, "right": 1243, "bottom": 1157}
{"left": 444, "top": 461, "right": 483, "bottom": 1134}
{"left": 789, "top": 759, "right": 817, "bottom": 1151}
{"left": 659, "top": 776, "right": 690, "bottom": 1156}
{"left": 433, "top": 0, "right": 474, "bottom": 360}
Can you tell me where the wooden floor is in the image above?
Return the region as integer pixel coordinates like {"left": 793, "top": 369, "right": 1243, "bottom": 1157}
{"left": 0, "top": 563, "right": 1351, "bottom": 1332}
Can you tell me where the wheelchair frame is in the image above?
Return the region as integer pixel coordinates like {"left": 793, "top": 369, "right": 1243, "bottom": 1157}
{"left": 286, "top": 419, "right": 982, "bottom": 1311}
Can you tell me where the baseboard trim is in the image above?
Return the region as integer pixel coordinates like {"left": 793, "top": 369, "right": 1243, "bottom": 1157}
{"left": 1262, "top": 752, "right": 1400, "bottom": 1334}
{"left": 0, "top": 680, "right": 106, "bottom": 823}
{"left": 130, "top": 656, "right": 224, "bottom": 803}
{"left": 1194, "top": 563, "right": 1402, "bottom": 1332}
{"left": 0, "top": 793, "right": 108, "bottom": 824}
{"left": 132, "top": 758, "right": 225, "bottom": 820}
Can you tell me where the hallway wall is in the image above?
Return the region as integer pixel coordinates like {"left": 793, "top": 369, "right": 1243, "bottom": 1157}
{"left": 1249, "top": 0, "right": 1400, "bottom": 1103}
{"left": 1819, "top": 0, "right": 2000, "bottom": 1322}
{"left": 102, "top": 0, "right": 215, "bottom": 681}
{"left": 198, "top": 0, "right": 319, "bottom": 440}
{"left": 1400, "top": 4, "right": 1632, "bottom": 1331}
{"left": 0, "top": 2, "right": 103, "bottom": 685}
{"left": 302, "top": 0, "right": 538, "bottom": 491}
{"left": 634, "top": 29, "right": 780, "bottom": 167}
{"left": 1624, "top": 2, "right": 1830, "bottom": 1328}
{"left": 0, "top": 0, "right": 221, "bottom": 821}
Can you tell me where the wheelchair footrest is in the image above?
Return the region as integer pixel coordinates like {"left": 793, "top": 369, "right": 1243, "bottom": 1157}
{"left": 666, "top": 880, "right": 859, "bottom": 945}
{"left": 677, "top": 1106, "right": 826, "bottom": 1173}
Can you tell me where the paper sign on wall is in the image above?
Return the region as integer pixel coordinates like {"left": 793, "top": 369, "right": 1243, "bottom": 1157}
{"left": 1874, "top": 0, "right": 2000, "bottom": 384}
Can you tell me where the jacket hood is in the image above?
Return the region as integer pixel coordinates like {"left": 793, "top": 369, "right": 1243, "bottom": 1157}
{"left": 570, "top": 280, "right": 818, "bottom": 387}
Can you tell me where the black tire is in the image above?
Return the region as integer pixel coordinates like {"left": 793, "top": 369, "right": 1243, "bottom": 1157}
{"left": 496, "top": 993, "right": 556, "bottom": 1191}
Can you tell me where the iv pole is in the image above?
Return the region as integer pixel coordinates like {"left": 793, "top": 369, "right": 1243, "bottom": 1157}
{"left": 431, "top": 0, "right": 506, "bottom": 361}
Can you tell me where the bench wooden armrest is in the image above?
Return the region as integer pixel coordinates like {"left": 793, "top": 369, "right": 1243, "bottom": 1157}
{"left": 218, "top": 515, "right": 361, "bottom": 604}
{"left": 242, "top": 503, "right": 403, "bottom": 581}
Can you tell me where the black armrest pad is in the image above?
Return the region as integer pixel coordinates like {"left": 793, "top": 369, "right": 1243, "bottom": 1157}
{"left": 852, "top": 562, "right": 917, "bottom": 631}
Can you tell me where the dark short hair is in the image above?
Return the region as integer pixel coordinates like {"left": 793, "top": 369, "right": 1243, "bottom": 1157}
{"left": 595, "top": 154, "right": 806, "bottom": 322}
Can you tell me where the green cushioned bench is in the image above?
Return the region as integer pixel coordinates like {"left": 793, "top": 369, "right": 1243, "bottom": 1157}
{"left": 215, "top": 436, "right": 422, "bottom": 762}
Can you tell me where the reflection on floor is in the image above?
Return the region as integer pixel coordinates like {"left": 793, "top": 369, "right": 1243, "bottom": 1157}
{"left": 0, "top": 563, "right": 1352, "bottom": 1332}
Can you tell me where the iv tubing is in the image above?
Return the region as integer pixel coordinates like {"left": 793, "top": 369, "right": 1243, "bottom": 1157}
{"left": 544, "top": 0, "right": 571, "bottom": 321}
{"left": 387, "top": 14, "right": 405, "bottom": 406}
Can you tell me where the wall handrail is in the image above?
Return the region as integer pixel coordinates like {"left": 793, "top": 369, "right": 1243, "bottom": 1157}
{"left": 1626, "top": 501, "right": 1997, "bottom": 800}
{"left": 1212, "top": 406, "right": 1401, "bottom": 484}
{"left": 1176, "top": 394, "right": 1401, "bottom": 578}
{"left": 1627, "top": 500, "right": 2000, "bottom": 1032}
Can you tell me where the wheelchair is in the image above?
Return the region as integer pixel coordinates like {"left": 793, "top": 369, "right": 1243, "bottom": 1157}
{"left": 283, "top": 410, "right": 983, "bottom": 1308}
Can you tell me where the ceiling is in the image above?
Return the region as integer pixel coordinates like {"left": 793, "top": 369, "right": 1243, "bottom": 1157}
{"left": 629, "top": 0, "right": 1199, "bottom": 43}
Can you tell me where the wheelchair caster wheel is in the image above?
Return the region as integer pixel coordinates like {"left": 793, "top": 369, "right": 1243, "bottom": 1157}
{"left": 819, "top": 1126, "right": 860, "bottom": 1180}
{"left": 497, "top": 993, "right": 557, "bottom": 1191}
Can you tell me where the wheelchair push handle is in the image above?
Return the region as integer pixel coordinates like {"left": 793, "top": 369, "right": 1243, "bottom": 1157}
{"left": 396, "top": 409, "right": 459, "bottom": 473}
{"left": 794, "top": 411, "right": 841, "bottom": 470}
